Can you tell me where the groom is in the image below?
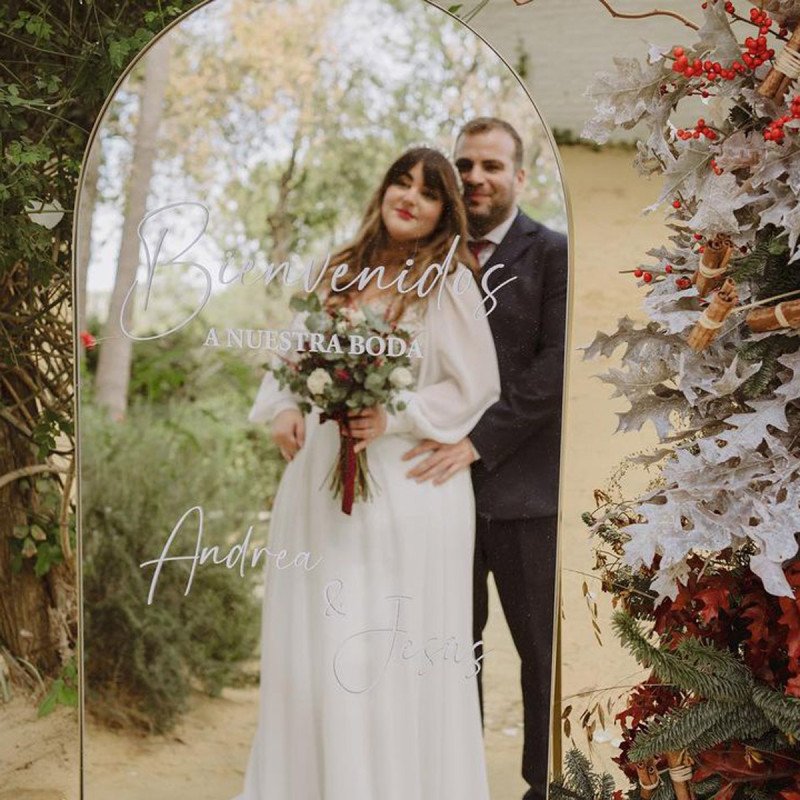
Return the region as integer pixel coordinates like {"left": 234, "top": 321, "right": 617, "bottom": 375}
{"left": 404, "top": 117, "right": 567, "bottom": 800}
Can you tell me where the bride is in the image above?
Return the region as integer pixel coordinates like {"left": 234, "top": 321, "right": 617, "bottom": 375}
{"left": 235, "top": 147, "right": 500, "bottom": 800}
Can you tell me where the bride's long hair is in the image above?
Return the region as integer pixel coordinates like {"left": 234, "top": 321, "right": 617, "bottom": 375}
{"left": 325, "top": 147, "right": 476, "bottom": 322}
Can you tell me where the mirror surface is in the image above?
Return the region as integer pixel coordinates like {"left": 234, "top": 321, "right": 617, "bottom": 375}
{"left": 77, "top": 1, "right": 568, "bottom": 797}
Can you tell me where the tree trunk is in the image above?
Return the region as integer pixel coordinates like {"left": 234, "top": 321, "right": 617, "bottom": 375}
{"left": 265, "top": 128, "right": 301, "bottom": 265}
{"left": 75, "top": 141, "right": 102, "bottom": 333}
{"left": 94, "top": 39, "right": 171, "bottom": 420}
{"left": 0, "top": 388, "right": 59, "bottom": 673}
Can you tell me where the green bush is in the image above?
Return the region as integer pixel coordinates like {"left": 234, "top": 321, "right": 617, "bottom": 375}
{"left": 81, "top": 398, "right": 282, "bottom": 732}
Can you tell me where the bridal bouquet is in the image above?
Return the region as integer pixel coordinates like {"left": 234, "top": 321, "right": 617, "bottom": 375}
{"left": 271, "top": 293, "right": 416, "bottom": 514}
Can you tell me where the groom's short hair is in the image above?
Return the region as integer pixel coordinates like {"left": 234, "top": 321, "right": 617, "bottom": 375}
{"left": 457, "top": 117, "right": 524, "bottom": 171}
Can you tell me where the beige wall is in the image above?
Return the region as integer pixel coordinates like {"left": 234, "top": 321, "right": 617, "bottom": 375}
{"left": 463, "top": 0, "right": 701, "bottom": 138}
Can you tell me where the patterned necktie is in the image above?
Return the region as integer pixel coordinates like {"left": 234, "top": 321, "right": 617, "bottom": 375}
{"left": 468, "top": 239, "right": 491, "bottom": 263}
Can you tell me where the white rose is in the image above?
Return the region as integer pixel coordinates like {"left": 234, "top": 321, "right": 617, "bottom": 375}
{"left": 343, "top": 307, "right": 366, "bottom": 326}
{"left": 306, "top": 368, "right": 332, "bottom": 395}
{"left": 389, "top": 366, "right": 413, "bottom": 389}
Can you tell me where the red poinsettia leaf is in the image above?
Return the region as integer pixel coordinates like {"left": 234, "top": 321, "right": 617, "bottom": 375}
{"left": 779, "top": 791, "right": 800, "bottom": 800}
{"left": 785, "top": 672, "right": 800, "bottom": 698}
{"left": 695, "top": 584, "right": 732, "bottom": 623}
{"left": 711, "top": 784, "right": 738, "bottom": 800}
{"left": 742, "top": 600, "right": 773, "bottom": 646}
{"left": 778, "top": 597, "right": 800, "bottom": 659}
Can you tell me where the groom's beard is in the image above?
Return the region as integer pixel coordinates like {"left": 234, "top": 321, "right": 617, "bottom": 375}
{"left": 464, "top": 193, "right": 514, "bottom": 238}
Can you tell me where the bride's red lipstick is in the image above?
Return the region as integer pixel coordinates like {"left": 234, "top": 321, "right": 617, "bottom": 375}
{"left": 396, "top": 208, "right": 414, "bottom": 221}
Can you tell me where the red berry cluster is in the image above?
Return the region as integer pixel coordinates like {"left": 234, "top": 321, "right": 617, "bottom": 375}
{"left": 676, "top": 276, "right": 692, "bottom": 290}
{"left": 743, "top": 35, "right": 774, "bottom": 70}
{"left": 677, "top": 117, "right": 718, "bottom": 141}
{"left": 746, "top": 5, "right": 773, "bottom": 36}
{"left": 671, "top": 46, "right": 744, "bottom": 82}
{"left": 709, "top": 158, "right": 723, "bottom": 175}
{"left": 764, "top": 96, "right": 800, "bottom": 143}
{"left": 633, "top": 268, "right": 653, "bottom": 283}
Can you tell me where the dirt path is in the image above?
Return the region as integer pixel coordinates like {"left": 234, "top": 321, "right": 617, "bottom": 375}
{"left": 1, "top": 146, "right": 670, "bottom": 798}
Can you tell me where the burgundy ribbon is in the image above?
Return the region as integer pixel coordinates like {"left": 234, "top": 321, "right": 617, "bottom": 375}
{"left": 341, "top": 433, "right": 356, "bottom": 515}
{"left": 320, "top": 411, "right": 357, "bottom": 515}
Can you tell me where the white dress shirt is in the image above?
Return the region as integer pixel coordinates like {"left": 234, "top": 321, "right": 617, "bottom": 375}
{"left": 468, "top": 207, "right": 519, "bottom": 268}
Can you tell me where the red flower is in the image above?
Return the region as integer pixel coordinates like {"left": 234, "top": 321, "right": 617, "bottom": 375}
{"left": 80, "top": 331, "right": 97, "bottom": 350}
{"left": 334, "top": 368, "right": 351, "bottom": 382}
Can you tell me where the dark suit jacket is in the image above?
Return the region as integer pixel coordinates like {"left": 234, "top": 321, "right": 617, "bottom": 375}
{"left": 470, "top": 210, "right": 568, "bottom": 520}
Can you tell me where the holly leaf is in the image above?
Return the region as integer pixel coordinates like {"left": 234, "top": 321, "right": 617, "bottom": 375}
{"left": 685, "top": 171, "right": 751, "bottom": 234}
{"left": 716, "top": 130, "right": 768, "bottom": 173}
{"left": 616, "top": 394, "right": 685, "bottom": 439}
{"left": 696, "top": 1, "right": 743, "bottom": 67}
{"left": 648, "top": 143, "right": 712, "bottom": 213}
{"left": 644, "top": 283, "right": 701, "bottom": 334}
{"left": 709, "top": 354, "right": 763, "bottom": 397}
{"left": 583, "top": 57, "right": 669, "bottom": 144}
{"left": 758, "top": 184, "right": 800, "bottom": 254}
{"left": 750, "top": 552, "right": 794, "bottom": 598}
{"left": 716, "top": 397, "right": 790, "bottom": 458}
{"left": 600, "top": 359, "right": 676, "bottom": 403}
{"left": 776, "top": 350, "right": 800, "bottom": 401}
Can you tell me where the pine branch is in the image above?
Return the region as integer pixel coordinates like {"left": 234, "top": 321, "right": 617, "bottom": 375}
{"left": 566, "top": 748, "right": 598, "bottom": 798}
{"left": 751, "top": 683, "right": 800, "bottom": 738}
{"left": 740, "top": 787, "right": 776, "bottom": 800}
{"left": 598, "top": 773, "right": 616, "bottom": 800}
{"left": 692, "top": 775, "right": 723, "bottom": 796}
{"left": 612, "top": 612, "right": 752, "bottom": 701}
{"left": 551, "top": 749, "right": 620, "bottom": 800}
{"left": 628, "top": 701, "right": 736, "bottom": 760}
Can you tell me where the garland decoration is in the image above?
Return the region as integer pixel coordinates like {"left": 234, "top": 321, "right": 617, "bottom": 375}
{"left": 551, "top": 1, "right": 800, "bottom": 797}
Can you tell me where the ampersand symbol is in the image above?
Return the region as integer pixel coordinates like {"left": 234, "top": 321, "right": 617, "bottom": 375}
{"left": 324, "top": 579, "right": 345, "bottom": 617}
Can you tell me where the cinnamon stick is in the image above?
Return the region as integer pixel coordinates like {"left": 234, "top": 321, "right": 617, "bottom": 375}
{"left": 634, "top": 758, "right": 660, "bottom": 799}
{"left": 687, "top": 278, "right": 738, "bottom": 351}
{"left": 746, "top": 298, "right": 800, "bottom": 332}
{"left": 692, "top": 234, "right": 732, "bottom": 296}
{"left": 666, "top": 750, "right": 695, "bottom": 800}
{"left": 758, "top": 22, "right": 800, "bottom": 102}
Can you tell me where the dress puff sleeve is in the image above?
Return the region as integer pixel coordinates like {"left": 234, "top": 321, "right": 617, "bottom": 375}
{"left": 384, "top": 273, "right": 500, "bottom": 443}
{"left": 248, "top": 314, "right": 304, "bottom": 425}
{"left": 248, "top": 371, "right": 299, "bottom": 425}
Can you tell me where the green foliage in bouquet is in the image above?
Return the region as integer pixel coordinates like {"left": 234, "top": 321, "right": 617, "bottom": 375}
{"left": 271, "top": 293, "right": 417, "bottom": 512}
{"left": 272, "top": 293, "right": 415, "bottom": 415}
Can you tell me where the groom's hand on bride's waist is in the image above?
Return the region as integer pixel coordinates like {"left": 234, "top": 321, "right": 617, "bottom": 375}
{"left": 402, "top": 438, "right": 478, "bottom": 485}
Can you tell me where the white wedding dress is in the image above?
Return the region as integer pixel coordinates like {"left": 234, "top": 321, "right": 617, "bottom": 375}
{"left": 235, "top": 277, "right": 499, "bottom": 800}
